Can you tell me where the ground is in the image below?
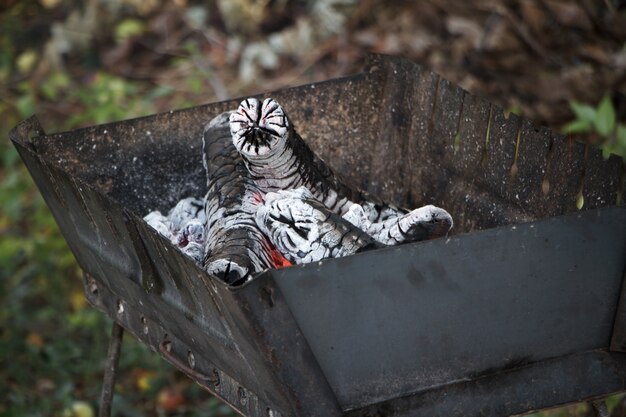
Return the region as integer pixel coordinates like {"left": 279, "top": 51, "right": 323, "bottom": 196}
{"left": 1, "top": 1, "right": 625, "bottom": 416}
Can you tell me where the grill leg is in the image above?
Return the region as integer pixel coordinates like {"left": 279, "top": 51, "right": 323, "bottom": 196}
{"left": 99, "top": 322, "right": 124, "bottom": 417}
{"left": 590, "top": 399, "right": 608, "bottom": 417}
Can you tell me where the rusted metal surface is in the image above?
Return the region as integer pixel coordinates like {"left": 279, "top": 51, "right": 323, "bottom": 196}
{"left": 9, "top": 54, "right": 626, "bottom": 417}
{"left": 272, "top": 206, "right": 626, "bottom": 410}
{"left": 610, "top": 267, "right": 626, "bottom": 353}
{"left": 344, "top": 351, "right": 626, "bottom": 417}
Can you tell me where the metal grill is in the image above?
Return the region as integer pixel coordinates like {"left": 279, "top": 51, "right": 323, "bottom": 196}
{"left": 9, "top": 54, "right": 626, "bottom": 417}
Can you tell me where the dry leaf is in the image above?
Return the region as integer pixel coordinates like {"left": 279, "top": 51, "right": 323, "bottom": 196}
{"left": 543, "top": 0, "right": 593, "bottom": 31}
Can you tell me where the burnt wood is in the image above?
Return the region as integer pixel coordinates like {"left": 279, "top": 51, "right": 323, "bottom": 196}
{"left": 9, "top": 54, "right": 626, "bottom": 417}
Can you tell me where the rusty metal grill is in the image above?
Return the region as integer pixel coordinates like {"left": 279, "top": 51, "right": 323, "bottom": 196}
{"left": 9, "top": 55, "right": 626, "bottom": 417}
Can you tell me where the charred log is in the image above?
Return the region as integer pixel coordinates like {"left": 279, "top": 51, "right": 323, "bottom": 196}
{"left": 202, "top": 112, "right": 286, "bottom": 285}
{"left": 255, "top": 187, "right": 381, "bottom": 265}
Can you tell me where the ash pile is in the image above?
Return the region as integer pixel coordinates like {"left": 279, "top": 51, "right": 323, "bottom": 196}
{"left": 145, "top": 98, "right": 453, "bottom": 285}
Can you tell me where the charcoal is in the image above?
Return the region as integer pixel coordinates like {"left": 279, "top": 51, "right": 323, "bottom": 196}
{"left": 181, "top": 242, "right": 205, "bottom": 264}
{"left": 176, "top": 219, "right": 205, "bottom": 247}
{"left": 144, "top": 198, "right": 207, "bottom": 254}
{"left": 230, "top": 97, "right": 453, "bottom": 244}
{"left": 365, "top": 205, "right": 453, "bottom": 245}
{"left": 230, "top": 97, "right": 379, "bottom": 218}
{"left": 255, "top": 188, "right": 379, "bottom": 265}
{"left": 143, "top": 99, "right": 452, "bottom": 280}
{"left": 202, "top": 112, "right": 279, "bottom": 284}
{"left": 167, "top": 197, "right": 206, "bottom": 232}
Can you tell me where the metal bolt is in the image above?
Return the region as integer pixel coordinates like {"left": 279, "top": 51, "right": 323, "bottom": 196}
{"left": 211, "top": 369, "right": 220, "bottom": 387}
{"left": 163, "top": 335, "right": 172, "bottom": 352}
{"left": 141, "top": 316, "right": 149, "bottom": 335}
{"left": 87, "top": 276, "right": 98, "bottom": 294}
{"left": 238, "top": 386, "right": 248, "bottom": 406}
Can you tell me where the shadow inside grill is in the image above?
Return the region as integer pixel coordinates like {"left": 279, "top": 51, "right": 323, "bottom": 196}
{"left": 9, "top": 54, "right": 626, "bottom": 417}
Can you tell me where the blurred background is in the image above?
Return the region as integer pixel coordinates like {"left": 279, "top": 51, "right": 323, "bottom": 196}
{"left": 1, "top": 0, "right": 625, "bottom": 416}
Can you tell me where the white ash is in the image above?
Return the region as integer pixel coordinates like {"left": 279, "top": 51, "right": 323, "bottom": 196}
{"left": 341, "top": 202, "right": 453, "bottom": 244}
{"left": 255, "top": 188, "right": 376, "bottom": 265}
{"left": 143, "top": 197, "right": 207, "bottom": 263}
{"left": 181, "top": 242, "right": 205, "bottom": 264}
{"left": 175, "top": 219, "right": 205, "bottom": 247}
{"left": 143, "top": 210, "right": 171, "bottom": 238}
{"left": 366, "top": 205, "right": 453, "bottom": 245}
{"left": 167, "top": 197, "right": 206, "bottom": 232}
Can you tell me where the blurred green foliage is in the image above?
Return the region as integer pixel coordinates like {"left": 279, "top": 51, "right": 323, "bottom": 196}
{"left": 68, "top": 72, "right": 150, "bottom": 126}
{"left": 563, "top": 96, "right": 626, "bottom": 161}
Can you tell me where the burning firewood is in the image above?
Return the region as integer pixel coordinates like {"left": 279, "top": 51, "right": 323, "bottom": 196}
{"left": 345, "top": 203, "right": 454, "bottom": 245}
{"left": 229, "top": 97, "right": 453, "bottom": 244}
{"left": 202, "top": 112, "right": 287, "bottom": 284}
{"left": 255, "top": 187, "right": 380, "bottom": 265}
{"left": 144, "top": 98, "right": 452, "bottom": 284}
